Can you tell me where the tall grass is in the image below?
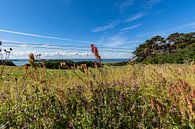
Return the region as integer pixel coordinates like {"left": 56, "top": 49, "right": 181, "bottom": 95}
{"left": 0, "top": 64, "right": 194, "bottom": 128}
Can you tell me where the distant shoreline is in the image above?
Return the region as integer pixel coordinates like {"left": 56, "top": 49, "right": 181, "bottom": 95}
{"left": 7, "top": 59, "right": 129, "bottom": 66}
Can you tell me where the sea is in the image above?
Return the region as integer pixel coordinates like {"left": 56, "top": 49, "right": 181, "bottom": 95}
{"left": 11, "top": 59, "right": 129, "bottom": 66}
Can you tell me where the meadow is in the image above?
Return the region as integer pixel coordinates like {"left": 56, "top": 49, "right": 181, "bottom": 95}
{"left": 0, "top": 64, "right": 194, "bottom": 128}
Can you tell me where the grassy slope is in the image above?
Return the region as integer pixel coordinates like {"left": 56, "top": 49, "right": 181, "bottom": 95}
{"left": 0, "top": 64, "right": 194, "bottom": 128}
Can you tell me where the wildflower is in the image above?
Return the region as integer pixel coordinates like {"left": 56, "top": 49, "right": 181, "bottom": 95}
{"left": 152, "top": 117, "right": 157, "bottom": 124}
{"left": 40, "top": 80, "right": 46, "bottom": 84}
{"left": 0, "top": 92, "right": 6, "bottom": 102}
{"left": 156, "top": 104, "right": 161, "bottom": 115}
{"left": 191, "top": 89, "right": 195, "bottom": 98}
{"left": 173, "top": 95, "right": 177, "bottom": 104}
{"left": 93, "top": 62, "right": 98, "bottom": 68}
{"left": 186, "top": 97, "right": 193, "bottom": 110}
{"left": 90, "top": 43, "right": 95, "bottom": 53}
{"left": 124, "top": 82, "right": 128, "bottom": 86}
{"left": 28, "top": 53, "right": 36, "bottom": 69}
{"left": 90, "top": 43, "right": 102, "bottom": 67}
{"left": 24, "top": 64, "right": 28, "bottom": 73}
{"left": 179, "top": 107, "right": 186, "bottom": 117}
{"left": 168, "top": 86, "right": 173, "bottom": 97}
{"left": 79, "top": 64, "right": 88, "bottom": 73}
{"left": 169, "top": 106, "right": 175, "bottom": 114}
{"left": 130, "top": 103, "right": 136, "bottom": 112}
{"left": 150, "top": 97, "right": 155, "bottom": 109}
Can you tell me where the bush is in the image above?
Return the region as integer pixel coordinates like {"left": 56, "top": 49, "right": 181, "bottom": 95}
{"left": 39, "top": 60, "right": 129, "bottom": 69}
{"left": 0, "top": 60, "right": 16, "bottom": 66}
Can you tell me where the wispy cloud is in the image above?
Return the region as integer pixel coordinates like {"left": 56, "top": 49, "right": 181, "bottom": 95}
{"left": 97, "top": 32, "right": 140, "bottom": 49}
{"left": 119, "top": 0, "right": 135, "bottom": 12}
{"left": 10, "top": 50, "right": 132, "bottom": 59}
{"left": 105, "top": 35, "right": 128, "bottom": 47}
{"left": 0, "top": 29, "right": 91, "bottom": 43}
{"left": 1, "top": 40, "right": 92, "bottom": 52}
{"left": 92, "top": 20, "right": 120, "bottom": 32}
{"left": 120, "top": 23, "right": 142, "bottom": 31}
{"left": 10, "top": 50, "right": 93, "bottom": 59}
{"left": 144, "top": 0, "right": 162, "bottom": 9}
{"left": 159, "top": 21, "right": 195, "bottom": 36}
{"left": 137, "top": 21, "right": 195, "bottom": 38}
{"left": 180, "top": 22, "right": 195, "bottom": 29}
{"left": 125, "top": 12, "right": 148, "bottom": 22}
{"left": 1, "top": 39, "right": 90, "bottom": 48}
{"left": 9, "top": 46, "right": 133, "bottom": 59}
{"left": 119, "top": 0, "right": 162, "bottom": 12}
{"left": 92, "top": 11, "right": 146, "bottom": 33}
{"left": 1, "top": 38, "right": 135, "bottom": 59}
{"left": 92, "top": 0, "right": 163, "bottom": 33}
{"left": 1, "top": 39, "right": 132, "bottom": 59}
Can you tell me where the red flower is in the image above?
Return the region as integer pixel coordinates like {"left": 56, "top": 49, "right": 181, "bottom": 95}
{"left": 90, "top": 43, "right": 94, "bottom": 49}
{"left": 90, "top": 43, "right": 95, "bottom": 53}
{"left": 90, "top": 43, "right": 102, "bottom": 67}
{"left": 94, "top": 47, "right": 98, "bottom": 53}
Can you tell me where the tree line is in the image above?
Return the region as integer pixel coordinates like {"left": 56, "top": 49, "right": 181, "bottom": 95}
{"left": 133, "top": 32, "right": 195, "bottom": 64}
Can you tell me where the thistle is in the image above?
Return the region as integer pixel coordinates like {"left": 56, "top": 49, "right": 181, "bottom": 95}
{"left": 28, "top": 53, "right": 36, "bottom": 69}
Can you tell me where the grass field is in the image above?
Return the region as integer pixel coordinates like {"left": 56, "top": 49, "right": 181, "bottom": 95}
{"left": 0, "top": 64, "right": 194, "bottom": 128}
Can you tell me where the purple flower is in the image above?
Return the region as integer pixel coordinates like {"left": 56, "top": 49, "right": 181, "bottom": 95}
{"left": 22, "top": 126, "right": 27, "bottom": 129}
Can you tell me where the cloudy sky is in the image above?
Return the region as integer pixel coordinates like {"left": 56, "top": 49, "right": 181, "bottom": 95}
{"left": 0, "top": 0, "right": 195, "bottom": 59}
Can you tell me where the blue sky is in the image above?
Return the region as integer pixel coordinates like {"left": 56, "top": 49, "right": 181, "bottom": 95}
{"left": 0, "top": 0, "right": 195, "bottom": 59}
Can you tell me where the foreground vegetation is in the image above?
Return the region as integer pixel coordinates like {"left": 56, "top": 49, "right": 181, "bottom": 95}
{"left": 0, "top": 64, "right": 194, "bottom": 128}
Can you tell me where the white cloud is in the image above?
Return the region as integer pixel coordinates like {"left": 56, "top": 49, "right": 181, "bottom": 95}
{"left": 96, "top": 33, "right": 127, "bottom": 48}
{"left": 92, "top": 20, "right": 120, "bottom": 32}
{"left": 182, "top": 22, "right": 195, "bottom": 29}
{"left": 130, "top": 21, "right": 195, "bottom": 41}
{"left": 120, "top": 23, "right": 142, "bottom": 31}
{"left": 101, "top": 52, "right": 133, "bottom": 59}
{"left": 158, "top": 21, "right": 195, "bottom": 36}
{"left": 119, "top": 0, "right": 135, "bottom": 12}
{"left": 106, "top": 35, "right": 128, "bottom": 47}
{"left": 1, "top": 39, "right": 134, "bottom": 59}
{"left": 119, "top": 0, "right": 162, "bottom": 13}
{"left": 96, "top": 32, "right": 140, "bottom": 50}
{"left": 125, "top": 12, "right": 147, "bottom": 22}
{"left": 0, "top": 39, "right": 91, "bottom": 50}
{"left": 92, "top": 0, "right": 163, "bottom": 33}
{"left": 144, "top": 0, "right": 162, "bottom": 9}
{"left": 92, "top": 12, "right": 146, "bottom": 33}
{"left": 10, "top": 50, "right": 93, "bottom": 59}
{"left": 92, "top": 12, "right": 145, "bottom": 33}
{"left": 0, "top": 29, "right": 91, "bottom": 43}
{"left": 9, "top": 50, "right": 133, "bottom": 59}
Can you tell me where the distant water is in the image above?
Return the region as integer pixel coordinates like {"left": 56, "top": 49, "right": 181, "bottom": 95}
{"left": 12, "top": 60, "right": 29, "bottom": 66}
{"left": 12, "top": 59, "right": 129, "bottom": 66}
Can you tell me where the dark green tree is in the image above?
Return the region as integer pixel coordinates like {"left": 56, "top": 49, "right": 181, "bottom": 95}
{"left": 133, "top": 32, "right": 195, "bottom": 64}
